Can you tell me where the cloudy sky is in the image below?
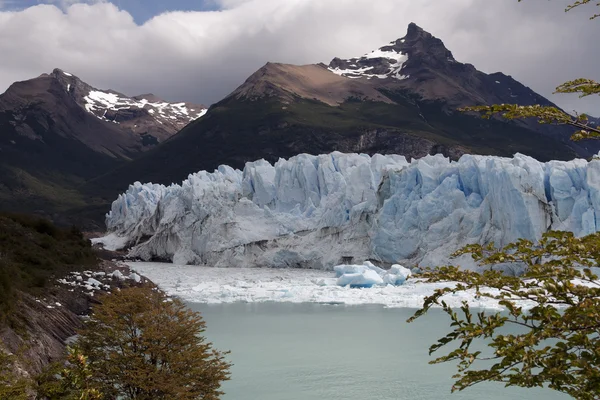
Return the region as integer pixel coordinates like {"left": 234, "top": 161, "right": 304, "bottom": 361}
{"left": 0, "top": 0, "right": 599, "bottom": 114}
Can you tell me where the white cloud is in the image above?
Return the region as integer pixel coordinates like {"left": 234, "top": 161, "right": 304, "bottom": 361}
{"left": 0, "top": 0, "right": 599, "bottom": 114}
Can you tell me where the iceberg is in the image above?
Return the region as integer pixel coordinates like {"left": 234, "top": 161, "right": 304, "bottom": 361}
{"left": 334, "top": 262, "right": 411, "bottom": 288}
{"left": 336, "top": 270, "right": 384, "bottom": 288}
{"left": 96, "top": 151, "right": 600, "bottom": 269}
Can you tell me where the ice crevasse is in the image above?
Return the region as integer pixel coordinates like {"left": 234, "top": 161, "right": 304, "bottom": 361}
{"left": 95, "top": 151, "right": 600, "bottom": 269}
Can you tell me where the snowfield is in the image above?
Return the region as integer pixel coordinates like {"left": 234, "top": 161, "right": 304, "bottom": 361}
{"left": 127, "top": 262, "right": 518, "bottom": 309}
{"left": 95, "top": 151, "right": 600, "bottom": 270}
{"left": 83, "top": 90, "right": 207, "bottom": 125}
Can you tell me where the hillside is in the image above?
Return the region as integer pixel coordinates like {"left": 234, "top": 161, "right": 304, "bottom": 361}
{"left": 0, "top": 69, "right": 206, "bottom": 223}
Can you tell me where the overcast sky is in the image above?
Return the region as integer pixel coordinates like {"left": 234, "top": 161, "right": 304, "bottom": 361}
{"left": 0, "top": 0, "right": 599, "bottom": 114}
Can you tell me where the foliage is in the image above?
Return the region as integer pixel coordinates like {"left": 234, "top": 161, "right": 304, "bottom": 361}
{"left": 0, "top": 349, "right": 30, "bottom": 400}
{"left": 409, "top": 231, "right": 600, "bottom": 399}
{"left": 36, "top": 347, "right": 103, "bottom": 400}
{"left": 427, "top": 5, "right": 600, "bottom": 394}
{"left": 550, "top": 0, "right": 599, "bottom": 19}
{"left": 459, "top": 104, "right": 600, "bottom": 142}
{"left": 62, "top": 286, "right": 231, "bottom": 400}
{"left": 0, "top": 213, "right": 97, "bottom": 324}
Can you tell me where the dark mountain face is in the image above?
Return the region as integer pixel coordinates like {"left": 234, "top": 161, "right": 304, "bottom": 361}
{"left": 0, "top": 68, "right": 207, "bottom": 157}
{"left": 327, "top": 23, "right": 600, "bottom": 157}
{"left": 0, "top": 69, "right": 206, "bottom": 223}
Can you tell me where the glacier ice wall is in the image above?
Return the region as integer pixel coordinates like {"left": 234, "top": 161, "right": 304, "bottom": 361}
{"left": 99, "top": 151, "right": 600, "bottom": 269}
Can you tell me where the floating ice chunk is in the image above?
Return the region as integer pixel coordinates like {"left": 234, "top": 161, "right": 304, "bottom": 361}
{"left": 335, "top": 262, "right": 410, "bottom": 288}
{"left": 382, "top": 265, "right": 412, "bottom": 285}
{"left": 337, "top": 269, "right": 384, "bottom": 288}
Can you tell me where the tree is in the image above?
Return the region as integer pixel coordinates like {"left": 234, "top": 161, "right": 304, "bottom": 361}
{"left": 0, "top": 349, "right": 30, "bottom": 400}
{"left": 36, "top": 347, "right": 103, "bottom": 400}
{"left": 409, "top": 231, "right": 600, "bottom": 399}
{"left": 408, "top": 1, "right": 600, "bottom": 398}
{"left": 45, "top": 286, "right": 231, "bottom": 400}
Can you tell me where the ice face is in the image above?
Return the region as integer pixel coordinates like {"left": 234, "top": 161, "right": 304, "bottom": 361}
{"left": 98, "top": 151, "right": 600, "bottom": 269}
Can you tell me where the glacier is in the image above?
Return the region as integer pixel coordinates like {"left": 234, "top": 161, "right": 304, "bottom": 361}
{"left": 95, "top": 151, "right": 600, "bottom": 269}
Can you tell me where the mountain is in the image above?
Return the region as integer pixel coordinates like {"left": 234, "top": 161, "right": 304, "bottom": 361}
{"left": 0, "top": 68, "right": 206, "bottom": 220}
{"left": 95, "top": 151, "right": 600, "bottom": 269}
{"left": 1, "top": 68, "right": 207, "bottom": 158}
{"left": 89, "top": 23, "right": 599, "bottom": 200}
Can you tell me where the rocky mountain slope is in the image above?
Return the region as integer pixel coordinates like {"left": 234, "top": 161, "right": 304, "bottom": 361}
{"left": 89, "top": 23, "right": 598, "bottom": 201}
{"left": 0, "top": 213, "right": 149, "bottom": 383}
{"left": 0, "top": 69, "right": 206, "bottom": 221}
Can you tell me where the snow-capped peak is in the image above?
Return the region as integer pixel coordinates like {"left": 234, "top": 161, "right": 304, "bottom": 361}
{"left": 83, "top": 90, "right": 207, "bottom": 126}
{"left": 328, "top": 43, "right": 409, "bottom": 80}
{"left": 48, "top": 68, "right": 207, "bottom": 129}
{"left": 327, "top": 23, "right": 459, "bottom": 81}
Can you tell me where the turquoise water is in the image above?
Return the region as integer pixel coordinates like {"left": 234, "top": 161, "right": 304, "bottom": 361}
{"left": 189, "top": 303, "right": 568, "bottom": 400}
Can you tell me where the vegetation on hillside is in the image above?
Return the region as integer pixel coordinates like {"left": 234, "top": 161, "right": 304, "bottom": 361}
{"left": 0, "top": 350, "right": 30, "bottom": 400}
{"left": 0, "top": 214, "right": 229, "bottom": 399}
{"left": 0, "top": 213, "right": 97, "bottom": 324}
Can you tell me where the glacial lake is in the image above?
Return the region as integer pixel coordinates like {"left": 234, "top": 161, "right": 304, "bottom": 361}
{"left": 189, "top": 302, "right": 568, "bottom": 400}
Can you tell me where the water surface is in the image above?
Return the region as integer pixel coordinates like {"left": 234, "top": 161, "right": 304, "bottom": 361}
{"left": 190, "top": 302, "right": 567, "bottom": 400}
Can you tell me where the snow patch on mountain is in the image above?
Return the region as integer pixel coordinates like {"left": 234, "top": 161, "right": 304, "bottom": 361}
{"left": 96, "top": 152, "right": 600, "bottom": 269}
{"left": 328, "top": 47, "right": 409, "bottom": 80}
{"left": 83, "top": 90, "right": 207, "bottom": 125}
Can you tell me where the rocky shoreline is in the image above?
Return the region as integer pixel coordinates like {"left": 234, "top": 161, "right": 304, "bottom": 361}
{"left": 0, "top": 242, "right": 151, "bottom": 382}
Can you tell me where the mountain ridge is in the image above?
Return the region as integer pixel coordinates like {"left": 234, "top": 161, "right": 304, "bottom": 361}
{"left": 87, "top": 22, "right": 597, "bottom": 205}
{"left": 0, "top": 68, "right": 206, "bottom": 223}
